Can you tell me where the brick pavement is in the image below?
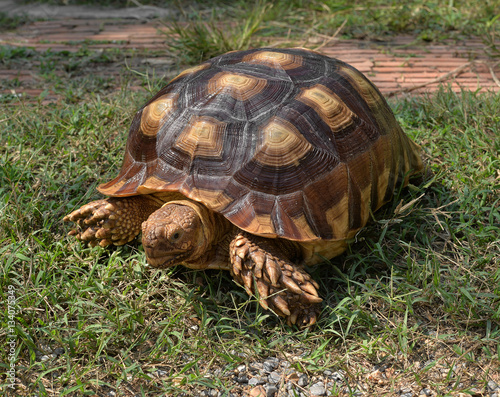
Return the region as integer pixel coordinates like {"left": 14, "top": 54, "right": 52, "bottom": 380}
{"left": 1, "top": 16, "right": 499, "bottom": 102}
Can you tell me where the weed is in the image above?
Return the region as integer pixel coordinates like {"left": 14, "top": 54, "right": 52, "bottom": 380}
{"left": 159, "top": 0, "right": 500, "bottom": 64}
{"left": 0, "top": 12, "right": 29, "bottom": 32}
{"left": 163, "top": 2, "right": 271, "bottom": 64}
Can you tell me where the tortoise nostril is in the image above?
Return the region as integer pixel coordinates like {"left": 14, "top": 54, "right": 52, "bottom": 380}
{"left": 142, "top": 223, "right": 164, "bottom": 249}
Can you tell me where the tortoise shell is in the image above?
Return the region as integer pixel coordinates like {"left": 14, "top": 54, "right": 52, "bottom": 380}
{"left": 99, "top": 48, "right": 423, "bottom": 242}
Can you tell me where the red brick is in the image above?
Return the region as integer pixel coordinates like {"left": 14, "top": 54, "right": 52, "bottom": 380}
{"left": 1, "top": 18, "right": 498, "bottom": 100}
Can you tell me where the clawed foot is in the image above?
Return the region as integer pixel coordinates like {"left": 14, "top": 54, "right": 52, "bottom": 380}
{"left": 64, "top": 198, "right": 141, "bottom": 247}
{"left": 230, "top": 234, "right": 322, "bottom": 327}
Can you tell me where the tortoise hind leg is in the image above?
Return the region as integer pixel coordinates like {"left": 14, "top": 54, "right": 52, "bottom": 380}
{"left": 229, "top": 232, "right": 322, "bottom": 327}
{"left": 64, "top": 196, "right": 162, "bottom": 247}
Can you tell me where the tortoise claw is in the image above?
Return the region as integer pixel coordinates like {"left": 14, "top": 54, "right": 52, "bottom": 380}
{"left": 64, "top": 198, "right": 146, "bottom": 247}
{"left": 229, "top": 233, "right": 321, "bottom": 327}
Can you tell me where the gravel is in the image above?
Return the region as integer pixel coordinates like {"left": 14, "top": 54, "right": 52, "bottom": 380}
{"left": 268, "top": 371, "right": 282, "bottom": 384}
{"left": 189, "top": 356, "right": 500, "bottom": 397}
{"left": 29, "top": 347, "right": 499, "bottom": 396}
{"left": 265, "top": 384, "right": 278, "bottom": 396}
{"left": 228, "top": 356, "right": 346, "bottom": 396}
{"left": 488, "top": 381, "right": 500, "bottom": 392}
{"left": 298, "top": 374, "right": 309, "bottom": 387}
{"left": 263, "top": 358, "right": 280, "bottom": 373}
{"left": 250, "top": 377, "right": 266, "bottom": 385}
{"left": 309, "top": 381, "right": 326, "bottom": 396}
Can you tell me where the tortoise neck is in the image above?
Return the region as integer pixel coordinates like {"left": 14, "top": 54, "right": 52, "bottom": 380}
{"left": 162, "top": 199, "right": 233, "bottom": 270}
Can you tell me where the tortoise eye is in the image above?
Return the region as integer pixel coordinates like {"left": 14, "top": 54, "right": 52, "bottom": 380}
{"left": 171, "top": 231, "right": 181, "bottom": 241}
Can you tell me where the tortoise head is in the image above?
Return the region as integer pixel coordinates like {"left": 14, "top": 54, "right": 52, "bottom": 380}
{"left": 141, "top": 201, "right": 211, "bottom": 269}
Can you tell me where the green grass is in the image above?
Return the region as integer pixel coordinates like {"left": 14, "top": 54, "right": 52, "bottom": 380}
{"left": 163, "top": 2, "right": 271, "bottom": 64}
{"left": 0, "top": 12, "right": 30, "bottom": 32}
{"left": 160, "top": 0, "right": 500, "bottom": 63}
{"left": 1, "top": 78, "right": 499, "bottom": 396}
{"left": 8, "top": 0, "right": 500, "bottom": 63}
{"left": 1, "top": 1, "right": 500, "bottom": 395}
{"left": 0, "top": 45, "right": 153, "bottom": 104}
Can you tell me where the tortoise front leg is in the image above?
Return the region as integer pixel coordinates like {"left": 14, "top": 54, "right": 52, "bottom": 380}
{"left": 64, "top": 196, "right": 162, "bottom": 247}
{"left": 229, "top": 233, "right": 322, "bottom": 327}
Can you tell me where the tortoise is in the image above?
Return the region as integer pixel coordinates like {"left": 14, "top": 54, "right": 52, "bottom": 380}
{"left": 64, "top": 47, "right": 423, "bottom": 326}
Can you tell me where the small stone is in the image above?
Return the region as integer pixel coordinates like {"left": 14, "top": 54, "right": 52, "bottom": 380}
{"left": 156, "top": 369, "right": 168, "bottom": 377}
{"left": 401, "top": 393, "right": 413, "bottom": 397}
{"left": 53, "top": 347, "right": 65, "bottom": 355}
{"left": 323, "top": 370, "right": 333, "bottom": 376}
{"left": 40, "top": 355, "right": 51, "bottom": 362}
{"left": 297, "top": 374, "right": 309, "bottom": 387}
{"left": 249, "top": 377, "right": 265, "bottom": 386}
{"left": 249, "top": 362, "right": 263, "bottom": 374}
{"left": 236, "top": 373, "right": 248, "bottom": 384}
{"left": 265, "top": 384, "right": 278, "bottom": 397}
{"left": 488, "top": 381, "right": 499, "bottom": 392}
{"left": 268, "top": 371, "right": 281, "bottom": 384}
{"left": 263, "top": 358, "right": 279, "bottom": 373}
{"left": 331, "top": 371, "right": 345, "bottom": 382}
{"left": 236, "top": 364, "right": 246, "bottom": 373}
{"left": 310, "top": 381, "right": 326, "bottom": 396}
{"left": 212, "top": 368, "right": 223, "bottom": 378}
{"left": 419, "top": 389, "right": 432, "bottom": 396}
{"left": 298, "top": 374, "right": 308, "bottom": 387}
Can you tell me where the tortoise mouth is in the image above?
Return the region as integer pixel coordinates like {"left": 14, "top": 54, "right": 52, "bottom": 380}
{"left": 145, "top": 251, "right": 189, "bottom": 269}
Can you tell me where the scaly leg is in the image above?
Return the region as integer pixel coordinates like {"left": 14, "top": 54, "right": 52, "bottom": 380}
{"left": 64, "top": 196, "right": 162, "bottom": 247}
{"left": 229, "top": 232, "right": 322, "bottom": 327}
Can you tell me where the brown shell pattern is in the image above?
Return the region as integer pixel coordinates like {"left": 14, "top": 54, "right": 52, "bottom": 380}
{"left": 99, "top": 48, "right": 423, "bottom": 242}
